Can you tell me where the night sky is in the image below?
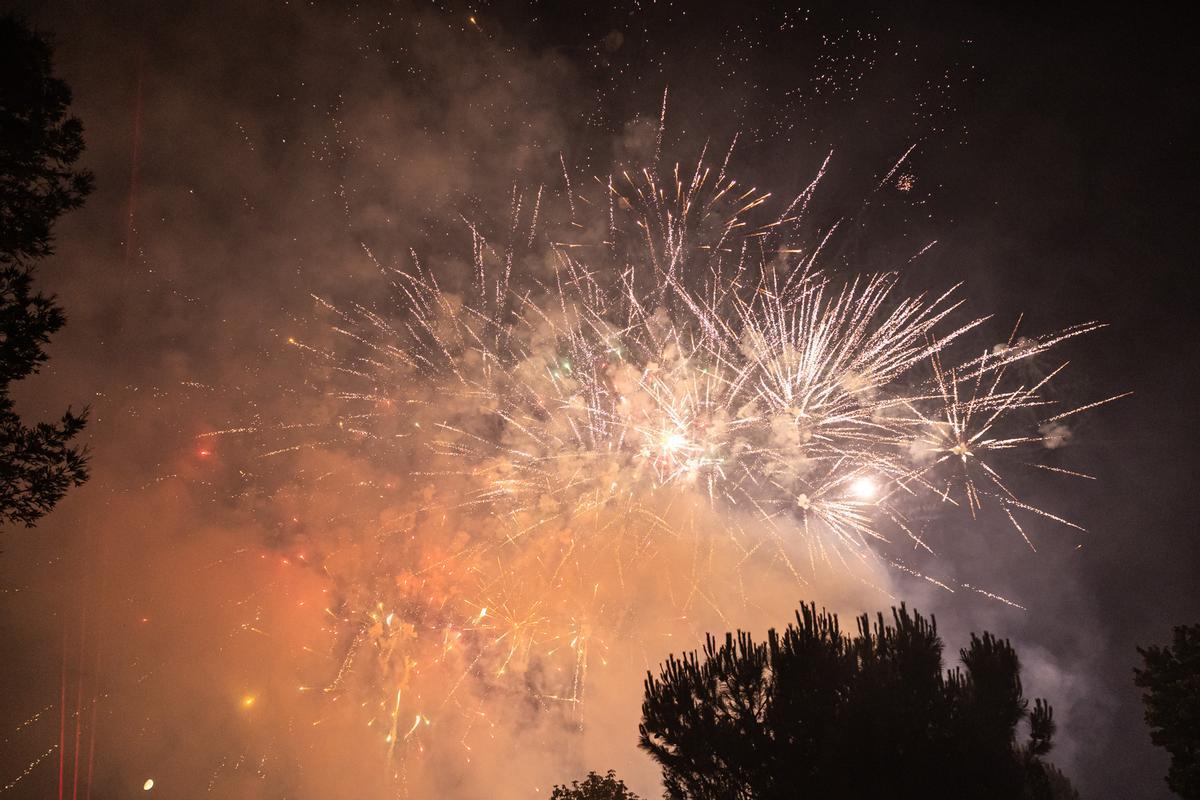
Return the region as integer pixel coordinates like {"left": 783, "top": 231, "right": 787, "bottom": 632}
{"left": 2, "top": 2, "right": 1196, "bottom": 798}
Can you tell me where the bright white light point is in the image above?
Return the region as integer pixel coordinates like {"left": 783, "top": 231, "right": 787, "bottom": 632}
{"left": 850, "top": 476, "right": 878, "bottom": 500}
{"left": 143, "top": 778, "right": 154, "bottom": 791}
{"left": 663, "top": 433, "right": 687, "bottom": 451}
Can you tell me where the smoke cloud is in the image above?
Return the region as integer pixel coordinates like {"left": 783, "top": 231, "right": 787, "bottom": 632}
{"left": 2, "top": 4, "right": 1120, "bottom": 799}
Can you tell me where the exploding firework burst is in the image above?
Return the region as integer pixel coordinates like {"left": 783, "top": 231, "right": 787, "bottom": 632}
{"left": 204, "top": 142, "right": 1122, "bottom": 788}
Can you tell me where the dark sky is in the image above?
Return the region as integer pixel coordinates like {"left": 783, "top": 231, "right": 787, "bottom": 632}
{"left": 2, "top": 2, "right": 1197, "bottom": 798}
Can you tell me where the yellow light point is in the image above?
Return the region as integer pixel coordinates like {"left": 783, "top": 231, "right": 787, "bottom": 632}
{"left": 951, "top": 442, "right": 971, "bottom": 458}
{"left": 143, "top": 778, "right": 154, "bottom": 791}
{"left": 241, "top": 695, "right": 257, "bottom": 709}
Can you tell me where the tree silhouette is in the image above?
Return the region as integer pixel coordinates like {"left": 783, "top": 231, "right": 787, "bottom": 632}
{"left": 550, "top": 770, "right": 643, "bottom": 800}
{"left": 1, "top": 14, "right": 92, "bottom": 527}
{"left": 1136, "top": 623, "right": 1200, "bottom": 799}
{"left": 639, "top": 602, "right": 1077, "bottom": 799}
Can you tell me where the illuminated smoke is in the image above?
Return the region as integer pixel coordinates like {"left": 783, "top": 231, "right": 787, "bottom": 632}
{"left": 201, "top": 146, "right": 1124, "bottom": 792}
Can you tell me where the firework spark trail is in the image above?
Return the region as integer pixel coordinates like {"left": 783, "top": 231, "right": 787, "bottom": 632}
{"left": 200, "top": 145, "right": 1119, "bottom": 789}
{"left": 57, "top": 626, "right": 66, "bottom": 800}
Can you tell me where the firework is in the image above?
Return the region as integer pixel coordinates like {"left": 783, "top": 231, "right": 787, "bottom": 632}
{"left": 207, "top": 144, "right": 1120, "bottom": 786}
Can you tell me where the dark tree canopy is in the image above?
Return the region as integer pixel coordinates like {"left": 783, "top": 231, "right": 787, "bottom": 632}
{"left": 1, "top": 14, "right": 92, "bottom": 528}
{"left": 1136, "top": 624, "right": 1200, "bottom": 799}
{"left": 0, "top": 15, "right": 93, "bottom": 266}
{"left": 639, "top": 602, "right": 1076, "bottom": 800}
{"left": 550, "top": 770, "right": 644, "bottom": 800}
